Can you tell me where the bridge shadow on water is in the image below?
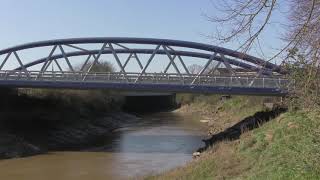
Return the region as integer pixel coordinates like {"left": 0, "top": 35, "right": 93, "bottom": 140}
{"left": 197, "top": 107, "right": 287, "bottom": 153}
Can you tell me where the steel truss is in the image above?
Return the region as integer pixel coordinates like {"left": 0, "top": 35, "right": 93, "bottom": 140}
{"left": 0, "top": 37, "right": 289, "bottom": 92}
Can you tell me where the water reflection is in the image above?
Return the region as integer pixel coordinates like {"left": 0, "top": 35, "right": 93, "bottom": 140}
{"left": 0, "top": 112, "right": 206, "bottom": 180}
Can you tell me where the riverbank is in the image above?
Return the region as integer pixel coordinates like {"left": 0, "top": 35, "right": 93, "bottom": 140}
{"left": 0, "top": 111, "right": 207, "bottom": 180}
{"left": 146, "top": 95, "right": 320, "bottom": 179}
{"left": 0, "top": 88, "right": 140, "bottom": 159}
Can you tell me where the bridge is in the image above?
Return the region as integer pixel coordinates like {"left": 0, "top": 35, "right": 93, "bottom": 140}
{"left": 0, "top": 37, "right": 290, "bottom": 96}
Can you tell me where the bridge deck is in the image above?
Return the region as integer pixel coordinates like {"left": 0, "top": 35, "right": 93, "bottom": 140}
{"left": 0, "top": 71, "right": 290, "bottom": 96}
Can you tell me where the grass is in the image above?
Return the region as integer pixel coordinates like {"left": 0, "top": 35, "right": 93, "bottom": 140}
{"left": 176, "top": 95, "right": 271, "bottom": 135}
{"left": 146, "top": 96, "right": 320, "bottom": 180}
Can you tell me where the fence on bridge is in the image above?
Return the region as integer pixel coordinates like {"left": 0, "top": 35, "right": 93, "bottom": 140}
{"left": 0, "top": 70, "right": 291, "bottom": 90}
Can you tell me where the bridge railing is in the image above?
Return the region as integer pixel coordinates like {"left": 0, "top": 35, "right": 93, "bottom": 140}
{"left": 0, "top": 70, "right": 291, "bottom": 90}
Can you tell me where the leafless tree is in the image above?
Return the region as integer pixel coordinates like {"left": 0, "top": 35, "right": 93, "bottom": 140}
{"left": 188, "top": 64, "right": 203, "bottom": 74}
{"left": 207, "top": 0, "right": 318, "bottom": 61}
{"left": 207, "top": 0, "right": 320, "bottom": 108}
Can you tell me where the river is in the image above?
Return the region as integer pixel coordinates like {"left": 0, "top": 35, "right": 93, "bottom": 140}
{"left": 0, "top": 112, "right": 206, "bottom": 180}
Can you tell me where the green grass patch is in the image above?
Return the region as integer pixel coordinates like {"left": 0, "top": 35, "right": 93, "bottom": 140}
{"left": 147, "top": 103, "right": 320, "bottom": 179}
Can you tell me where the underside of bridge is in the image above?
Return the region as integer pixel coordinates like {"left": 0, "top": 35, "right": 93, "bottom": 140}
{"left": 123, "top": 93, "right": 177, "bottom": 113}
{"left": 0, "top": 37, "right": 291, "bottom": 95}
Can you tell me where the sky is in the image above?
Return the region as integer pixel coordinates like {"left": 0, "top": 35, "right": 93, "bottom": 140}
{"left": 0, "top": 0, "right": 288, "bottom": 71}
{"left": 0, "top": 0, "right": 215, "bottom": 47}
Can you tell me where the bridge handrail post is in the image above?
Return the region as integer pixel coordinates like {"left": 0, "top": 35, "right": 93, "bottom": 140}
{"left": 152, "top": 73, "right": 155, "bottom": 83}
{"left": 18, "top": 71, "right": 21, "bottom": 80}
{"left": 4, "top": 71, "right": 8, "bottom": 80}
{"left": 65, "top": 72, "right": 68, "bottom": 81}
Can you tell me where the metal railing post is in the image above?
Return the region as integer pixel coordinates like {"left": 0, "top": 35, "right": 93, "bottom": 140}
{"left": 278, "top": 78, "right": 281, "bottom": 88}
{"left": 231, "top": 76, "right": 233, "bottom": 87}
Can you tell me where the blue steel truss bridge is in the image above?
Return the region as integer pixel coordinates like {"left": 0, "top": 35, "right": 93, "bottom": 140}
{"left": 0, "top": 37, "right": 291, "bottom": 96}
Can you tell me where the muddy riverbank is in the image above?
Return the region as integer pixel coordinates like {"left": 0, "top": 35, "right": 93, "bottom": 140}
{"left": 0, "top": 111, "right": 207, "bottom": 180}
{"left": 0, "top": 111, "right": 140, "bottom": 159}
{"left": 0, "top": 89, "right": 140, "bottom": 159}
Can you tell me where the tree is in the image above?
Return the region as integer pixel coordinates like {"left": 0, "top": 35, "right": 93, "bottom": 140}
{"left": 207, "top": 0, "right": 320, "bottom": 108}
{"left": 188, "top": 62, "right": 220, "bottom": 75}
{"left": 75, "top": 61, "right": 115, "bottom": 73}
{"left": 188, "top": 64, "right": 203, "bottom": 74}
{"left": 207, "top": 0, "right": 319, "bottom": 60}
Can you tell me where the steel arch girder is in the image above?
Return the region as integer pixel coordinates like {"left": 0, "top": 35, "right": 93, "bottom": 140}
{"left": 0, "top": 37, "right": 284, "bottom": 73}
{"left": 16, "top": 49, "right": 262, "bottom": 72}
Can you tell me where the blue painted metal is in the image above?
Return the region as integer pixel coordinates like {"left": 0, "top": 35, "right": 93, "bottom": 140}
{"left": 0, "top": 37, "right": 284, "bottom": 73}
{"left": 0, "top": 80, "right": 287, "bottom": 96}
{"left": 0, "top": 37, "right": 289, "bottom": 95}
{"left": 16, "top": 49, "right": 260, "bottom": 72}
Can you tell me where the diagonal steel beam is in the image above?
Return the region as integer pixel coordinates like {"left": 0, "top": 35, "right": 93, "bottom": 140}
{"left": 39, "top": 45, "right": 58, "bottom": 73}
{"left": 122, "top": 53, "right": 143, "bottom": 70}
{"left": 65, "top": 44, "right": 90, "bottom": 52}
{"left": 133, "top": 53, "right": 143, "bottom": 70}
{"left": 135, "top": 45, "right": 161, "bottom": 83}
{"left": 177, "top": 55, "right": 190, "bottom": 75}
{"left": 164, "top": 54, "right": 177, "bottom": 73}
{"left": 86, "top": 43, "right": 107, "bottom": 74}
{"left": 208, "top": 61, "right": 221, "bottom": 75}
{"left": 221, "top": 54, "right": 235, "bottom": 75}
{"left": 0, "top": 52, "right": 12, "bottom": 70}
{"left": 107, "top": 43, "right": 128, "bottom": 82}
{"left": 54, "top": 59, "right": 64, "bottom": 73}
{"left": 191, "top": 52, "right": 217, "bottom": 85}
{"left": 220, "top": 54, "right": 246, "bottom": 86}
{"left": 113, "top": 43, "right": 130, "bottom": 50}
{"left": 123, "top": 53, "right": 133, "bottom": 69}
{"left": 166, "top": 46, "right": 190, "bottom": 75}
{"left": 249, "top": 68, "right": 265, "bottom": 87}
{"left": 13, "top": 51, "right": 30, "bottom": 78}
{"left": 65, "top": 44, "right": 98, "bottom": 60}
{"left": 114, "top": 44, "right": 143, "bottom": 71}
{"left": 163, "top": 46, "right": 181, "bottom": 76}
{"left": 43, "top": 58, "right": 54, "bottom": 72}
{"left": 59, "top": 45, "right": 74, "bottom": 72}
{"left": 80, "top": 54, "right": 92, "bottom": 72}
{"left": 164, "top": 46, "right": 177, "bottom": 73}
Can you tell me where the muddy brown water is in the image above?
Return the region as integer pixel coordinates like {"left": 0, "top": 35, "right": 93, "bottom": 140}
{"left": 0, "top": 112, "right": 206, "bottom": 180}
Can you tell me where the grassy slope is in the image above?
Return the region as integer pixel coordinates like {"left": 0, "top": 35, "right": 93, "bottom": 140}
{"left": 146, "top": 96, "right": 320, "bottom": 180}
{"left": 176, "top": 95, "right": 266, "bottom": 135}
